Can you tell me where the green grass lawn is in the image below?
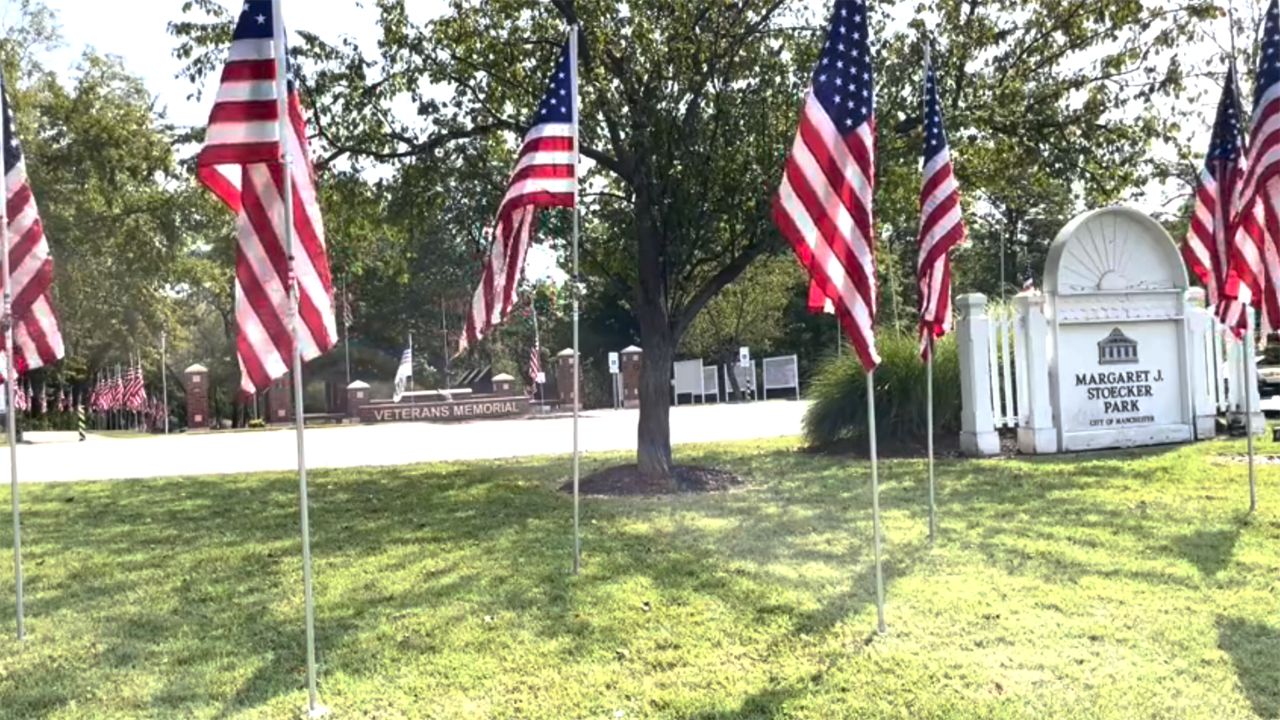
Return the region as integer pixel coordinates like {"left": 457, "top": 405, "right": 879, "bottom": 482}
{"left": 0, "top": 437, "right": 1278, "bottom": 719}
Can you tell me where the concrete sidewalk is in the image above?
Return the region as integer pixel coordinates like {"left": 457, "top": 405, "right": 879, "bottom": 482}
{"left": 1, "top": 401, "right": 809, "bottom": 484}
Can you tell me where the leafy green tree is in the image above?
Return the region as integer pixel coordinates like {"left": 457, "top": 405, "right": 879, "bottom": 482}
{"left": 870, "top": 0, "right": 1217, "bottom": 311}
{"left": 681, "top": 256, "right": 804, "bottom": 393}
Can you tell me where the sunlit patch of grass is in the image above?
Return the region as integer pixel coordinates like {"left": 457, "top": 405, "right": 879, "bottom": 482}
{"left": 0, "top": 436, "right": 1277, "bottom": 718}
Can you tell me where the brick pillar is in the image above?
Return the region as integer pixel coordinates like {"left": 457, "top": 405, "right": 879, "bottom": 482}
{"left": 556, "top": 349, "right": 579, "bottom": 409}
{"left": 346, "top": 381, "right": 370, "bottom": 420}
{"left": 268, "top": 373, "right": 293, "bottom": 425}
{"left": 621, "top": 346, "right": 642, "bottom": 409}
{"left": 492, "top": 373, "right": 516, "bottom": 397}
{"left": 184, "top": 364, "right": 210, "bottom": 431}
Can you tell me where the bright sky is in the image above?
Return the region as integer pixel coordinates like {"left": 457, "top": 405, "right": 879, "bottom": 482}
{"left": 45, "top": 0, "right": 451, "bottom": 129}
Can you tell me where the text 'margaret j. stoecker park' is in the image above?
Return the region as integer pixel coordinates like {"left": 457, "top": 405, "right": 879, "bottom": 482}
{"left": 1, "top": 0, "right": 1280, "bottom": 718}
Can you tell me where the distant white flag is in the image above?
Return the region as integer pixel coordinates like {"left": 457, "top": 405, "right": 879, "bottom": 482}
{"left": 393, "top": 346, "right": 413, "bottom": 402}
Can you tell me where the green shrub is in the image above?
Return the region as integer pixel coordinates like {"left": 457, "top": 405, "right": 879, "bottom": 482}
{"left": 248, "top": 419, "right": 266, "bottom": 429}
{"left": 803, "top": 332, "right": 962, "bottom": 450}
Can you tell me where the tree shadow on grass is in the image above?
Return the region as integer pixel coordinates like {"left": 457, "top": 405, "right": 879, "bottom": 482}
{"left": 1217, "top": 616, "right": 1280, "bottom": 718}
{"left": 682, "top": 685, "right": 800, "bottom": 719}
{"left": 1171, "top": 525, "right": 1242, "bottom": 578}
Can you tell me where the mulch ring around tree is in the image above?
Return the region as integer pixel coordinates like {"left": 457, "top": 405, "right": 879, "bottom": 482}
{"left": 563, "top": 465, "right": 744, "bottom": 497}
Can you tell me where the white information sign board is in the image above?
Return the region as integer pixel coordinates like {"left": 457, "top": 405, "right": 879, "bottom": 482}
{"left": 608, "top": 352, "right": 620, "bottom": 374}
{"left": 672, "top": 359, "right": 705, "bottom": 405}
{"left": 702, "top": 366, "right": 720, "bottom": 402}
{"left": 762, "top": 355, "right": 800, "bottom": 400}
{"left": 739, "top": 347, "right": 751, "bottom": 368}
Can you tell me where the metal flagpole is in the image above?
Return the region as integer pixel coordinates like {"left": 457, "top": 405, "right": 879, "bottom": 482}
{"left": 1245, "top": 310, "right": 1257, "bottom": 513}
{"left": 569, "top": 24, "right": 583, "bottom": 576}
{"left": 927, "top": 337, "right": 937, "bottom": 544}
{"left": 532, "top": 297, "right": 545, "bottom": 403}
{"left": 273, "top": 3, "right": 323, "bottom": 714}
{"left": 161, "top": 331, "right": 169, "bottom": 435}
{"left": 923, "top": 41, "right": 937, "bottom": 546}
{"left": 866, "top": 371, "right": 886, "bottom": 634}
{"left": 408, "top": 332, "right": 414, "bottom": 394}
{"left": 1, "top": 85, "right": 23, "bottom": 641}
{"left": 441, "top": 299, "right": 450, "bottom": 392}
{"left": 342, "top": 279, "right": 351, "bottom": 387}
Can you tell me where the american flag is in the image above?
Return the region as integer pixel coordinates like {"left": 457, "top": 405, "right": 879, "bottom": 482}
{"left": 12, "top": 379, "right": 27, "bottom": 413}
{"left": 125, "top": 362, "right": 147, "bottom": 412}
{"left": 916, "top": 49, "right": 966, "bottom": 358}
{"left": 1, "top": 75, "right": 64, "bottom": 371}
{"left": 108, "top": 369, "right": 124, "bottom": 411}
{"left": 1186, "top": 68, "right": 1248, "bottom": 331}
{"left": 459, "top": 40, "right": 577, "bottom": 354}
{"left": 1231, "top": 0, "right": 1280, "bottom": 335}
{"left": 529, "top": 345, "right": 543, "bottom": 385}
{"left": 773, "top": 0, "right": 879, "bottom": 371}
{"left": 196, "top": 0, "right": 338, "bottom": 395}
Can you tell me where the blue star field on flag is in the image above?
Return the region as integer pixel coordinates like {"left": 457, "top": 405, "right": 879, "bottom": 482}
{"left": 534, "top": 43, "right": 576, "bottom": 125}
{"left": 922, "top": 61, "right": 950, "bottom": 164}
{"left": 812, "top": 0, "right": 874, "bottom": 132}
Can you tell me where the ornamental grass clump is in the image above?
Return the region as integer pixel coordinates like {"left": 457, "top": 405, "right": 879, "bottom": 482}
{"left": 803, "top": 332, "right": 963, "bottom": 450}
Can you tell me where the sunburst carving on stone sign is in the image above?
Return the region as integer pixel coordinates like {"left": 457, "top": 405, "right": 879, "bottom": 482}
{"left": 1059, "top": 213, "right": 1164, "bottom": 293}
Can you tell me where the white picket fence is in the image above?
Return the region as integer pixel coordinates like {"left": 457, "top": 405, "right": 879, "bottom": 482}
{"left": 1207, "top": 320, "right": 1230, "bottom": 414}
{"left": 986, "top": 303, "right": 1019, "bottom": 429}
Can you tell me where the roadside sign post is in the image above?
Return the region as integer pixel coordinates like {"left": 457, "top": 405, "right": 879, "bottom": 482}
{"left": 609, "top": 352, "right": 620, "bottom": 409}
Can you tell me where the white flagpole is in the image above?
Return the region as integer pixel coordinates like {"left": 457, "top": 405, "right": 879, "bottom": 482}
{"left": 1245, "top": 310, "right": 1258, "bottom": 513}
{"left": 569, "top": 25, "right": 583, "bottom": 576}
{"left": 532, "top": 297, "right": 545, "bottom": 403}
{"left": 342, "top": 279, "right": 351, "bottom": 387}
{"left": 408, "top": 332, "right": 414, "bottom": 394}
{"left": 927, "top": 337, "right": 937, "bottom": 544}
{"left": 273, "top": 2, "right": 323, "bottom": 714}
{"left": 161, "top": 331, "right": 169, "bottom": 435}
{"left": 1, "top": 79, "right": 23, "bottom": 642}
{"left": 923, "top": 41, "right": 938, "bottom": 546}
{"left": 866, "top": 371, "right": 886, "bottom": 634}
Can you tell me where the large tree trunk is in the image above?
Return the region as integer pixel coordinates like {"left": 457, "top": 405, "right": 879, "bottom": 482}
{"left": 636, "top": 323, "right": 674, "bottom": 481}
{"left": 634, "top": 190, "right": 675, "bottom": 483}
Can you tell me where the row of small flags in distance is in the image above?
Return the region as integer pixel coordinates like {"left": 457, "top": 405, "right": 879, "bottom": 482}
{"left": 4, "top": 363, "right": 161, "bottom": 417}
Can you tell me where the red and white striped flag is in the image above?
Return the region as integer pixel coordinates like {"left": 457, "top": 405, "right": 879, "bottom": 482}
{"left": 125, "top": 362, "right": 147, "bottom": 412}
{"left": 1186, "top": 68, "right": 1248, "bottom": 332}
{"left": 774, "top": 0, "right": 879, "bottom": 371}
{"left": 1229, "top": 0, "right": 1280, "bottom": 335}
{"left": 529, "top": 345, "right": 543, "bottom": 386}
{"left": 12, "top": 379, "right": 27, "bottom": 413}
{"left": 916, "top": 49, "right": 966, "bottom": 358}
{"left": 459, "top": 41, "right": 577, "bottom": 354}
{"left": 1, "top": 76, "right": 64, "bottom": 371}
{"left": 196, "top": 0, "right": 337, "bottom": 394}
{"left": 108, "top": 369, "right": 125, "bottom": 411}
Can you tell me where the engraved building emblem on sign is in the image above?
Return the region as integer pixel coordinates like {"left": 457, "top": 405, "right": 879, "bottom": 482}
{"left": 1097, "top": 328, "right": 1139, "bottom": 366}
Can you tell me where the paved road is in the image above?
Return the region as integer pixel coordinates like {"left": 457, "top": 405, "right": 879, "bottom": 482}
{"left": 5, "top": 401, "right": 809, "bottom": 484}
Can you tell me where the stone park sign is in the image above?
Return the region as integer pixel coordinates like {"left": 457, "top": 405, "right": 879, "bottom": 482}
{"left": 1042, "top": 207, "right": 1195, "bottom": 452}
{"left": 956, "top": 206, "right": 1221, "bottom": 456}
